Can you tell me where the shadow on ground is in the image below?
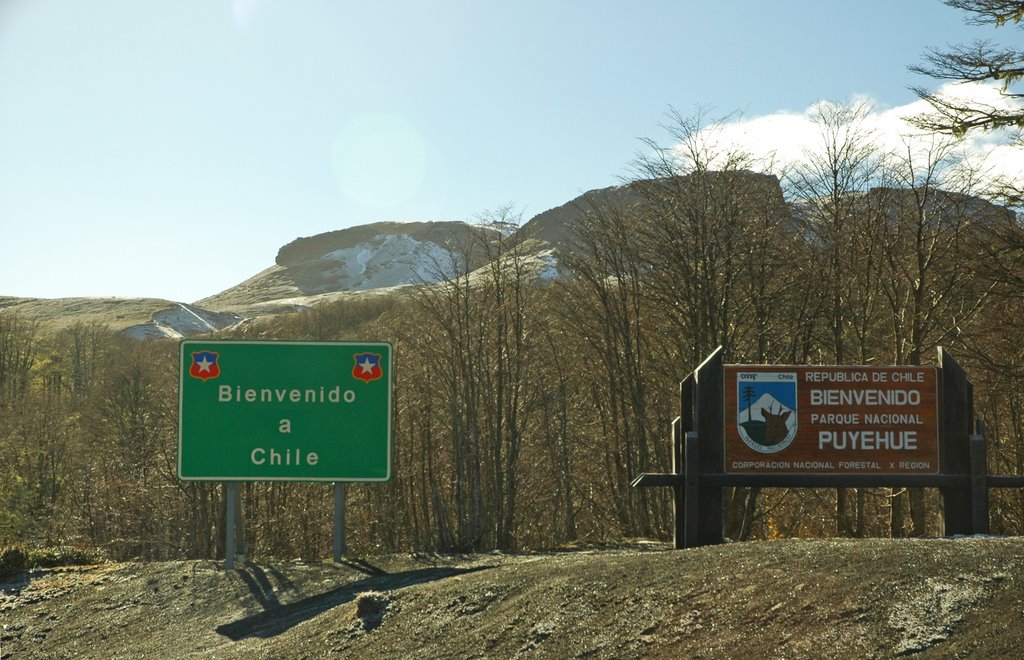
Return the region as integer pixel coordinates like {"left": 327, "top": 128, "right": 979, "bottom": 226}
{"left": 216, "top": 563, "right": 490, "bottom": 640}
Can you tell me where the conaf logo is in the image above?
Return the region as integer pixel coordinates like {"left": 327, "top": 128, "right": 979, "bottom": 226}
{"left": 736, "top": 372, "right": 797, "bottom": 453}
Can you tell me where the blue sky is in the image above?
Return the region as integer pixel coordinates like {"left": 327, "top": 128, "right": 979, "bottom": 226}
{"left": 0, "top": 1, "right": 1005, "bottom": 302}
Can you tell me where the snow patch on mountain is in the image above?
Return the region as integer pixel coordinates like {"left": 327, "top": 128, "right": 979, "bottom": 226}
{"left": 533, "top": 248, "right": 561, "bottom": 281}
{"left": 316, "top": 234, "right": 455, "bottom": 291}
{"left": 121, "top": 303, "right": 241, "bottom": 340}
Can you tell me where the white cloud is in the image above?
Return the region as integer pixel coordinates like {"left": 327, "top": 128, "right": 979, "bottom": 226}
{"left": 703, "top": 83, "right": 1022, "bottom": 191}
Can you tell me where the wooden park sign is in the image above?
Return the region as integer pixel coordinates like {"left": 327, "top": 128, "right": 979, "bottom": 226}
{"left": 725, "top": 365, "right": 939, "bottom": 475}
{"left": 633, "top": 347, "right": 1024, "bottom": 549}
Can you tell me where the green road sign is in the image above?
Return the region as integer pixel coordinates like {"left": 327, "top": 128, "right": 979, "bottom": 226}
{"left": 178, "top": 340, "right": 392, "bottom": 481}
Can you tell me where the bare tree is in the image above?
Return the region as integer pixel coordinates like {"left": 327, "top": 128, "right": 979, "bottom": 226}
{"left": 409, "top": 208, "right": 535, "bottom": 551}
{"left": 787, "top": 100, "right": 886, "bottom": 537}
{"left": 561, "top": 196, "right": 665, "bottom": 539}
{"left": 632, "top": 107, "right": 759, "bottom": 363}
{"left": 912, "top": 0, "right": 1024, "bottom": 206}
{"left": 879, "top": 135, "right": 1002, "bottom": 535}
{"left": 911, "top": 1, "right": 1024, "bottom": 141}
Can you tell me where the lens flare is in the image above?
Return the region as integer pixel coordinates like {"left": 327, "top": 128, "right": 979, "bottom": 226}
{"left": 232, "top": 0, "right": 268, "bottom": 33}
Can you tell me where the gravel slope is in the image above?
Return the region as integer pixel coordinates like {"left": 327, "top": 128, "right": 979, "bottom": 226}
{"left": 3, "top": 538, "right": 1023, "bottom": 658}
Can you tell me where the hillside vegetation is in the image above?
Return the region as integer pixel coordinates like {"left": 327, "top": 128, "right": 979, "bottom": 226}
{"left": 2, "top": 104, "right": 1024, "bottom": 568}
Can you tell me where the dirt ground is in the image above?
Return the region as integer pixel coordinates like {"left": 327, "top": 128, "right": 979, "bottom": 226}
{"left": 3, "top": 537, "right": 1024, "bottom": 658}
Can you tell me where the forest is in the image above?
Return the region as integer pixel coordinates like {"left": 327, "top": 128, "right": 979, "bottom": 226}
{"left": 2, "top": 0, "right": 1023, "bottom": 563}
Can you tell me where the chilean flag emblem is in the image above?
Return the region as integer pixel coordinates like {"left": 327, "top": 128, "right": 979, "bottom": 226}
{"left": 352, "top": 352, "right": 383, "bottom": 383}
{"left": 189, "top": 350, "right": 220, "bottom": 381}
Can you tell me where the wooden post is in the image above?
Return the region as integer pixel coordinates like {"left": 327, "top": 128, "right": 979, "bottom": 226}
{"left": 672, "top": 418, "right": 684, "bottom": 550}
{"left": 225, "top": 482, "right": 237, "bottom": 570}
{"left": 630, "top": 374, "right": 696, "bottom": 548}
{"left": 684, "top": 432, "right": 700, "bottom": 548}
{"left": 234, "top": 484, "right": 246, "bottom": 564}
{"left": 694, "top": 347, "right": 725, "bottom": 546}
{"left": 629, "top": 415, "right": 686, "bottom": 546}
{"left": 680, "top": 372, "right": 694, "bottom": 437}
{"left": 677, "top": 371, "right": 694, "bottom": 550}
{"left": 969, "top": 434, "right": 989, "bottom": 535}
{"left": 938, "top": 348, "right": 973, "bottom": 536}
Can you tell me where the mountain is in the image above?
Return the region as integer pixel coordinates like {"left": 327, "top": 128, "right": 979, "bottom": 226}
{"left": 194, "top": 221, "right": 497, "bottom": 317}
{"left": 192, "top": 209, "right": 580, "bottom": 320}
{"left": 121, "top": 304, "right": 242, "bottom": 340}
{"left": 515, "top": 183, "right": 645, "bottom": 253}
{"left": 6, "top": 173, "right": 1014, "bottom": 339}
{"left": 0, "top": 213, "right": 571, "bottom": 338}
{"left": 0, "top": 296, "right": 240, "bottom": 340}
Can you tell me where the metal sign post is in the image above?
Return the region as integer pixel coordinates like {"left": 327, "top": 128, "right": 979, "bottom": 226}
{"left": 333, "top": 482, "right": 347, "bottom": 561}
{"left": 225, "top": 482, "right": 238, "bottom": 570}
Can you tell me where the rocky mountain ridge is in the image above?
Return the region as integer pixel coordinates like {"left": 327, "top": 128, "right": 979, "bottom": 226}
{"left": 1, "top": 186, "right": 613, "bottom": 337}
{"left": 193, "top": 220, "right": 497, "bottom": 318}
{"left": 0, "top": 296, "right": 241, "bottom": 340}
{"left": 6, "top": 175, "right": 1015, "bottom": 339}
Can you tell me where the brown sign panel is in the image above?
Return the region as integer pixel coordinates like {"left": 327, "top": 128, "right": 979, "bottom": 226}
{"left": 724, "top": 365, "right": 939, "bottom": 474}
